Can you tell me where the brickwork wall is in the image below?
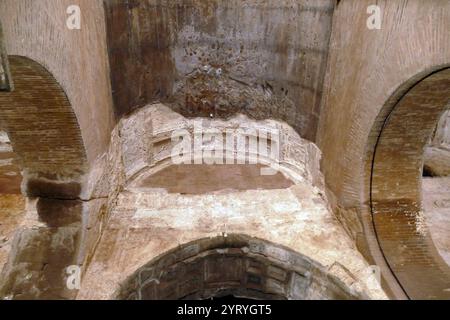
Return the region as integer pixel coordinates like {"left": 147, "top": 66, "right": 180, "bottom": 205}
{"left": 317, "top": 0, "right": 450, "bottom": 299}
{"left": 0, "top": 56, "right": 87, "bottom": 197}
{"left": 371, "top": 69, "right": 450, "bottom": 299}
{"left": 0, "top": 0, "right": 114, "bottom": 163}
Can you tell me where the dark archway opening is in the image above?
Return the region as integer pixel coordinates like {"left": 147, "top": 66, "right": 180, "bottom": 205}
{"left": 115, "top": 235, "right": 367, "bottom": 300}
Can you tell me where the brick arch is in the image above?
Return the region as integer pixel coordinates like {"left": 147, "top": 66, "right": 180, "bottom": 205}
{"left": 115, "top": 234, "right": 367, "bottom": 300}
{"left": 367, "top": 68, "right": 450, "bottom": 299}
{"left": 0, "top": 56, "right": 87, "bottom": 198}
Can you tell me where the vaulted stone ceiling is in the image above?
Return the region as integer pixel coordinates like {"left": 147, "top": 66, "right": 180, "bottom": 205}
{"left": 104, "top": 0, "right": 335, "bottom": 141}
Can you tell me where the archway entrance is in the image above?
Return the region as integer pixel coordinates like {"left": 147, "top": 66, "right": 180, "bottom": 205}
{"left": 369, "top": 68, "right": 450, "bottom": 299}
{"left": 115, "top": 235, "right": 367, "bottom": 300}
{"left": 0, "top": 56, "right": 87, "bottom": 198}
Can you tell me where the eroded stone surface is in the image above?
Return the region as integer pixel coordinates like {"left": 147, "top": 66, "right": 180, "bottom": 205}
{"left": 72, "top": 103, "right": 386, "bottom": 300}
{"left": 0, "top": 195, "right": 25, "bottom": 274}
{"left": 104, "top": 0, "right": 335, "bottom": 141}
{"left": 424, "top": 111, "right": 450, "bottom": 177}
{"left": 0, "top": 131, "right": 21, "bottom": 194}
{"left": 424, "top": 147, "right": 450, "bottom": 177}
{"left": 423, "top": 177, "right": 450, "bottom": 266}
{"left": 0, "top": 195, "right": 108, "bottom": 300}
{"left": 78, "top": 185, "right": 386, "bottom": 300}
{"left": 135, "top": 164, "right": 294, "bottom": 194}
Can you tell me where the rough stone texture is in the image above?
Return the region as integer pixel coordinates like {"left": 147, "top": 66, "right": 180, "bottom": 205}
{"left": 0, "top": 226, "right": 80, "bottom": 300}
{"left": 424, "top": 147, "right": 450, "bottom": 177}
{"left": 317, "top": 0, "right": 450, "bottom": 299}
{"left": 120, "top": 104, "right": 324, "bottom": 190}
{"left": 0, "top": 131, "right": 21, "bottom": 194}
{"left": 137, "top": 164, "right": 294, "bottom": 194}
{"left": 0, "top": 165, "right": 110, "bottom": 300}
{"left": 78, "top": 186, "right": 386, "bottom": 300}
{"left": 104, "top": 0, "right": 335, "bottom": 141}
{"left": 431, "top": 111, "right": 450, "bottom": 147}
{"left": 0, "top": 198, "right": 84, "bottom": 300}
{"left": 0, "top": 0, "right": 115, "bottom": 163}
{"left": 0, "top": 195, "right": 110, "bottom": 300}
{"left": 115, "top": 236, "right": 369, "bottom": 300}
{"left": 0, "top": 22, "right": 12, "bottom": 91}
{"left": 424, "top": 111, "right": 450, "bottom": 176}
{"left": 423, "top": 177, "right": 450, "bottom": 266}
{"left": 76, "top": 104, "right": 386, "bottom": 300}
{"left": 0, "top": 195, "right": 25, "bottom": 275}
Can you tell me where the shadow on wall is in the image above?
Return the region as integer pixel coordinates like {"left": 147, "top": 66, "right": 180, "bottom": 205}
{"left": 115, "top": 234, "right": 368, "bottom": 300}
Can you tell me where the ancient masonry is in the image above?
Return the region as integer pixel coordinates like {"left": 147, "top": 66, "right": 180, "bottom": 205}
{"left": 0, "top": 0, "right": 449, "bottom": 300}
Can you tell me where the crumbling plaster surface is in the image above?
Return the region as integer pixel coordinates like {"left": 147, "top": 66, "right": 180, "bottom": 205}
{"left": 423, "top": 177, "right": 450, "bottom": 266}
{"left": 0, "top": 195, "right": 25, "bottom": 275}
{"left": 81, "top": 103, "right": 326, "bottom": 205}
{"left": 76, "top": 104, "right": 387, "bottom": 300}
{"left": 0, "top": 131, "right": 21, "bottom": 194}
{"left": 78, "top": 186, "right": 386, "bottom": 300}
{"left": 431, "top": 111, "right": 450, "bottom": 148}
{"left": 423, "top": 112, "right": 450, "bottom": 266}
{"left": 424, "top": 111, "right": 450, "bottom": 176}
{"left": 0, "top": 197, "right": 85, "bottom": 299}
{"left": 104, "top": 0, "right": 335, "bottom": 141}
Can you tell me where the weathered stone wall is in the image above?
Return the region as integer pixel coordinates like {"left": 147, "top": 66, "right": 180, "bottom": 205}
{"left": 0, "top": 22, "right": 12, "bottom": 91}
{"left": 423, "top": 177, "right": 450, "bottom": 267}
{"left": 0, "top": 131, "right": 21, "bottom": 194}
{"left": 118, "top": 104, "right": 324, "bottom": 189}
{"left": 432, "top": 111, "right": 450, "bottom": 148}
{"left": 0, "top": 194, "right": 109, "bottom": 299}
{"left": 104, "top": 0, "right": 335, "bottom": 141}
{"left": 77, "top": 179, "right": 386, "bottom": 300}
{"left": 0, "top": 198, "right": 84, "bottom": 300}
{"left": 76, "top": 104, "right": 387, "bottom": 300}
{"left": 424, "top": 111, "right": 450, "bottom": 176}
{"left": 0, "top": 2, "right": 115, "bottom": 290}
{"left": 318, "top": 0, "right": 450, "bottom": 209}
{"left": 0, "top": 195, "right": 25, "bottom": 278}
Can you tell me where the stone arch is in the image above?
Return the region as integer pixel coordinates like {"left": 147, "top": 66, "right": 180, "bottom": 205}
{"left": 0, "top": 56, "right": 87, "bottom": 198}
{"left": 316, "top": 1, "right": 450, "bottom": 300}
{"left": 366, "top": 68, "right": 450, "bottom": 299}
{"left": 115, "top": 235, "right": 367, "bottom": 300}
{"left": 118, "top": 104, "right": 323, "bottom": 193}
